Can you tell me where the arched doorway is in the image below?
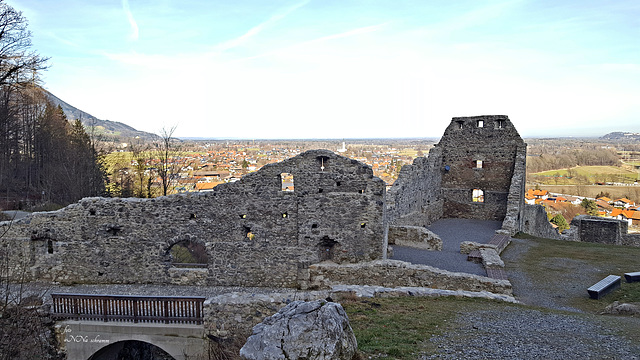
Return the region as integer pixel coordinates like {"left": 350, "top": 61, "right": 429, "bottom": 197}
{"left": 89, "top": 340, "right": 175, "bottom": 360}
{"left": 167, "top": 240, "right": 208, "bottom": 268}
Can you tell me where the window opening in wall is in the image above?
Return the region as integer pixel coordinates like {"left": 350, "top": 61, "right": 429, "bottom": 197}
{"left": 243, "top": 225, "right": 254, "bottom": 240}
{"left": 282, "top": 212, "right": 288, "bottom": 218}
{"left": 477, "top": 120, "right": 484, "bottom": 128}
{"left": 318, "top": 236, "right": 338, "bottom": 261}
{"left": 168, "top": 240, "right": 207, "bottom": 268}
{"left": 280, "top": 173, "right": 294, "bottom": 192}
{"left": 317, "top": 156, "right": 329, "bottom": 172}
{"left": 472, "top": 189, "right": 485, "bottom": 203}
{"left": 318, "top": 188, "right": 323, "bottom": 193}
{"left": 189, "top": 213, "right": 196, "bottom": 220}
{"left": 360, "top": 222, "right": 366, "bottom": 229}
{"left": 239, "top": 214, "right": 247, "bottom": 219}
{"left": 496, "top": 120, "right": 505, "bottom": 129}
{"left": 359, "top": 189, "right": 365, "bottom": 194}
{"left": 456, "top": 121, "right": 464, "bottom": 129}
{"left": 336, "top": 181, "right": 341, "bottom": 187}
{"left": 476, "top": 160, "right": 483, "bottom": 169}
{"left": 47, "top": 240, "right": 53, "bottom": 254}
{"left": 311, "top": 224, "right": 318, "bottom": 229}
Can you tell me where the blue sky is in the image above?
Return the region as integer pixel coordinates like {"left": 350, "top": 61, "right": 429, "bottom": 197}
{"left": 7, "top": 0, "right": 640, "bottom": 139}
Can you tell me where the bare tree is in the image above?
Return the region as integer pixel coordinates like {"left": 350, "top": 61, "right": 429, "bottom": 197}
{"left": 156, "top": 126, "right": 177, "bottom": 197}
{"left": 0, "top": 1, "right": 48, "bottom": 87}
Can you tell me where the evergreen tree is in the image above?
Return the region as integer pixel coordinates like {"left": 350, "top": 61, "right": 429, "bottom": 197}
{"left": 550, "top": 214, "right": 570, "bottom": 233}
{"left": 580, "top": 198, "right": 599, "bottom": 216}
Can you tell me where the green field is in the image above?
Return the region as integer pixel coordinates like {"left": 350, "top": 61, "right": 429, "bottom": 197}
{"left": 530, "top": 165, "right": 639, "bottom": 185}
{"left": 530, "top": 184, "right": 640, "bottom": 203}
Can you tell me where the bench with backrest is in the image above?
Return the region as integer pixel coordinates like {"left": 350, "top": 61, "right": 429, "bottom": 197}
{"left": 587, "top": 275, "right": 621, "bottom": 299}
{"left": 624, "top": 272, "right": 640, "bottom": 283}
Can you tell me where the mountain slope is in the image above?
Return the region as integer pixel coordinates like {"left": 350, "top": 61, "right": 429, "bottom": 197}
{"left": 44, "top": 90, "right": 156, "bottom": 140}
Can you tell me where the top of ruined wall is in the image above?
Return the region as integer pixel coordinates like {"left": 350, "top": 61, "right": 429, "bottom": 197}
{"left": 438, "top": 115, "right": 524, "bottom": 149}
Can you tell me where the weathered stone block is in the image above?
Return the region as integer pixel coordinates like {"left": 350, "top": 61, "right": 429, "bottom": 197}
{"left": 388, "top": 225, "right": 442, "bottom": 251}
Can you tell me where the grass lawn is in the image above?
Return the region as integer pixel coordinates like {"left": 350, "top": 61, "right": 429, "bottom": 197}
{"left": 343, "top": 297, "right": 510, "bottom": 359}
{"left": 344, "top": 234, "right": 640, "bottom": 359}
{"left": 510, "top": 233, "right": 640, "bottom": 313}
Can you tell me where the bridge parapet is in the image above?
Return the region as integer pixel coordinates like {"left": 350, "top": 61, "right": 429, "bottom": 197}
{"left": 51, "top": 293, "right": 205, "bottom": 325}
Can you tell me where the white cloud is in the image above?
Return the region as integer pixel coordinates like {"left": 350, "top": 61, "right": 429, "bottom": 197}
{"left": 122, "top": 0, "right": 139, "bottom": 41}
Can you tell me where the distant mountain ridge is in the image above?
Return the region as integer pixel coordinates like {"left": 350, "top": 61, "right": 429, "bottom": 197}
{"left": 601, "top": 132, "right": 640, "bottom": 142}
{"left": 44, "top": 90, "right": 156, "bottom": 140}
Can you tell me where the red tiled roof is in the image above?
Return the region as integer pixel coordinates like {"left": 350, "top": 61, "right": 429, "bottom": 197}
{"left": 611, "top": 208, "right": 623, "bottom": 217}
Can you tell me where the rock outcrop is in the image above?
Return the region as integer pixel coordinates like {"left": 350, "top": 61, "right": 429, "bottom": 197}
{"left": 239, "top": 300, "right": 357, "bottom": 360}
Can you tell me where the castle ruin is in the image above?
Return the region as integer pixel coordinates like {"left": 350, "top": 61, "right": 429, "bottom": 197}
{"left": 1, "top": 115, "right": 530, "bottom": 289}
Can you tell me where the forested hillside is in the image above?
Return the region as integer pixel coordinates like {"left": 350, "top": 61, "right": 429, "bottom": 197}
{"left": 0, "top": 3, "right": 105, "bottom": 210}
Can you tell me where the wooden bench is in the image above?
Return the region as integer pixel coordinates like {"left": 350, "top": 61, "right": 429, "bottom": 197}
{"left": 587, "top": 275, "right": 621, "bottom": 299}
{"left": 624, "top": 272, "right": 640, "bottom": 283}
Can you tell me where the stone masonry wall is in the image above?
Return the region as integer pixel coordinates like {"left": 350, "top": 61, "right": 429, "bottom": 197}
{"left": 500, "top": 143, "right": 527, "bottom": 235}
{"left": 440, "top": 115, "right": 526, "bottom": 222}
{"left": 0, "top": 150, "right": 385, "bottom": 288}
{"left": 385, "top": 115, "right": 526, "bottom": 232}
{"left": 385, "top": 147, "right": 444, "bottom": 228}
{"left": 521, "top": 204, "right": 562, "bottom": 240}
{"left": 306, "top": 260, "right": 512, "bottom": 295}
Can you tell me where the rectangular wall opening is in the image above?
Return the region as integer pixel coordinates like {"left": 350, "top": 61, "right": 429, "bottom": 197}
{"left": 280, "top": 173, "right": 294, "bottom": 191}
{"left": 472, "top": 189, "right": 485, "bottom": 203}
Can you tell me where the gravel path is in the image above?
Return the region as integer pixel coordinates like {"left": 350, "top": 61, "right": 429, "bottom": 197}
{"left": 391, "top": 219, "right": 501, "bottom": 275}
{"left": 425, "top": 306, "right": 640, "bottom": 359}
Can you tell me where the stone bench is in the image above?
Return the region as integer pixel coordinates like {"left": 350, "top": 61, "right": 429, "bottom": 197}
{"left": 624, "top": 272, "right": 640, "bottom": 283}
{"left": 587, "top": 275, "right": 621, "bottom": 299}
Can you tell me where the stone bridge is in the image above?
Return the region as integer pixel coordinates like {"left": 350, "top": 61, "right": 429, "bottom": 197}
{"left": 58, "top": 321, "right": 205, "bottom": 360}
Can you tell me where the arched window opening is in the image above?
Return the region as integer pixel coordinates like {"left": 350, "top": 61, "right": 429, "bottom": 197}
{"left": 281, "top": 173, "right": 294, "bottom": 191}
{"left": 89, "top": 340, "right": 173, "bottom": 360}
{"left": 169, "top": 240, "right": 207, "bottom": 268}
{"left": 472, "top": 189, "right": 485, "bottom": 203}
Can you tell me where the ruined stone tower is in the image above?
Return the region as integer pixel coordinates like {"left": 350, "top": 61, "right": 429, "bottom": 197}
{"left": 387, "top": 115, "right": 526, "bottom": 233}
{"left": 440, "top": 115, "right": 526, "bottom": 222}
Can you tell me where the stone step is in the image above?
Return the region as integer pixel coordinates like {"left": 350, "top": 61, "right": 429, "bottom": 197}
{"left": 467, "top": 249, "right": 482, "bottom": 263}
{"left": 486, "top": 268, "right": 508, "bottom": 280}
{"left": 488, "top": 234, "right": 512, "bottom": 254}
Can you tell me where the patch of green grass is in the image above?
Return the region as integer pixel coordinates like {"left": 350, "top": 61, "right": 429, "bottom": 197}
{"left": 511, "top": 233, "right": 640, "bottom": 313}
{"left": 343, "top": 297, "right": 497, "bottom": 359}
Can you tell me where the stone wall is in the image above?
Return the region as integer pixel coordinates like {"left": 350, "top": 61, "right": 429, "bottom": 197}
{"left": 306, "top": 260, "right": 512, "bottom": 295}
{"left": 385, "top": 147, "right": 444, "bottom": 228}
{"left": 521, "top": 204, "right": 562, "bottom": 240}
{"left": 520, "top": 209, "right": 640, "bottom": 247}
{"left": 501, "top": 144, "right": 527, "bottom": 235}
{"left": 387, "top": 225, "right": 442, "bottom": 251}
{"left": 386, "top": 115, "right": 526, "bottom": 232}
{"left": 439, "top": 116, "right": 526, "bottom": 222}
{"left": 0, "top": 150, "right": 386, "bottom": 288}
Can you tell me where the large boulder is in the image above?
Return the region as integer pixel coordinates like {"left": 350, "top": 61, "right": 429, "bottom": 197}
{"left": 239, "top": 300, "right": 357, "bottom": 360}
